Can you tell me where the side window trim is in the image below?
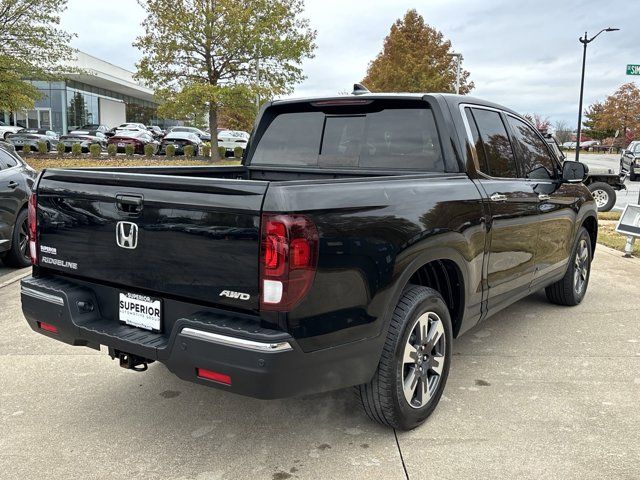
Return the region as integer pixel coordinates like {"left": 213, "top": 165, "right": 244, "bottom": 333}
{"left": 459, "top": 103, "right": 519, "bottom": 180}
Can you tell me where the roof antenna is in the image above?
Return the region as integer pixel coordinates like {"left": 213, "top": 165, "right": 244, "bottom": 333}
{"left": 352, "top": 83, "right": 370, "bottom": 95}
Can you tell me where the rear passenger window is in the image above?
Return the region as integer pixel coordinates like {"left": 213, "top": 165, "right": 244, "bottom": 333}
{"left": 471, "top": 108, "right": 517, "bottom": 178}
{"left": 507, "top": 116, "right": 557, "bottom": 180}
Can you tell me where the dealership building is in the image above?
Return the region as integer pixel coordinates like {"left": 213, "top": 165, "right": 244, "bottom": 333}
{"left": 3, "top": 51, "right": 168, "bottom": 134}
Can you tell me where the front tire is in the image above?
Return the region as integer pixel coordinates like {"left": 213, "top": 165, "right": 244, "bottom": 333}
{"left": 356, "top": 285, "right": 452, "bottom": 430}
{"left": 588, "top": 182, "right": 616, "bottom": 212}
{"left": 545, "top": 227, "right": 592, "bottom": 306}
{"left": 4, "top": 209, "right": 31, "bottom": 268}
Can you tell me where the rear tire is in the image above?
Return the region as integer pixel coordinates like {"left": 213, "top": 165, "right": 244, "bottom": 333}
{"left": 588, "top": 182, "right": 616, "bottom": 212}
{"left": 545, "top": 227, "right": 592, "bottom": 306}
{"left": 4, "top": 209, "right": 31, "bottom": 268}
{"left": 356, "top": 285, "right": 452, "bottom": 430}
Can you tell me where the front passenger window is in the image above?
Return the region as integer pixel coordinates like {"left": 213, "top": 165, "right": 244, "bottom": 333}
{"left": 507, "top": 116, "right": 557, "bottom": 180}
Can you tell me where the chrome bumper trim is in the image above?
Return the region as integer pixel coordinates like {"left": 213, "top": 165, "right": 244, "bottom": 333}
{"left": 21, "top": 286, "right": 64, "bottom": 306}
{"left": 181, "top": 327, "right": 293, "bottom": 352}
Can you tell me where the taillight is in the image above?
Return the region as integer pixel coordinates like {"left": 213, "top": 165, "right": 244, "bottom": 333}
{"left": 28, "top": 193, "right": 37, "bottom": 265}
{"left": 260, "top": 214, "right": 318, "bottom": 311}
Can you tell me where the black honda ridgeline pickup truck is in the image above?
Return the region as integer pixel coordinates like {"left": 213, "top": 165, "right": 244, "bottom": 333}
{"left": 21, "top": 92, "right": 597, "bottom": 430}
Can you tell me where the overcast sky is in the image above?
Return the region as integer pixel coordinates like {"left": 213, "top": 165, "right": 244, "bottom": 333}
{"left": 61, "top": 0, "right": 637, "bottom": 126}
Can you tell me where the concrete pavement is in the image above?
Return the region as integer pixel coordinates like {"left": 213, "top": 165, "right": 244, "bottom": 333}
{"left": 0, "top": 246, "right": 639, "bottom": 479}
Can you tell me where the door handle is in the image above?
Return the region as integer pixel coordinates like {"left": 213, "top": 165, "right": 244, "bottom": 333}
{"left": 7, "top": 181, "right": 18, "bottom": 189}
{"left": 538, "top": 194, "right": 550, "bottom": 201}
{"left": 490, "top": 193, "right": 507, "bottom": 202}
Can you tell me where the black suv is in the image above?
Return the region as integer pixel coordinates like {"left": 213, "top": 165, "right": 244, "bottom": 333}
{"left": 0, "top": 142, "right": 36, "bottom": 267}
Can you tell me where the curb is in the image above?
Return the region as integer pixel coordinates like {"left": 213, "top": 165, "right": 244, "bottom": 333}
{"left": 0, "top": 270, "right": 30, "bottom": 289}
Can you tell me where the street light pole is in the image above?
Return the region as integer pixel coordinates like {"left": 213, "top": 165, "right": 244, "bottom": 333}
{"left": 448, "top": 53, "right": 462, "bottom": 94}
{"left": 575, "top": 27, "right": 620, "bottom": 162}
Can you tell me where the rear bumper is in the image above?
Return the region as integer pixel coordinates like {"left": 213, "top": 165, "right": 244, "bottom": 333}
{"left": 20, "top": 275, "right": 380, "bottom": 399}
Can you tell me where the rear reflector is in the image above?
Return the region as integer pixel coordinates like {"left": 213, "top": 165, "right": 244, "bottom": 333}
{"left": 37, "top": 321, "right": 58, "bottom": 334}
{"left": 197, "top": 368, "right": 231, "bottom": 385}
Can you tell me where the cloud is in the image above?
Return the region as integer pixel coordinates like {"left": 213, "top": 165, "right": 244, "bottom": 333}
{"left": 61, "top": 0, "right": 636, "bottom": 125}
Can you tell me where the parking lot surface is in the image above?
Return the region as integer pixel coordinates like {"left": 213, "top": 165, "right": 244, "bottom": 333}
{"left": 1, "top": 246, "right": 639, "bottom": 480}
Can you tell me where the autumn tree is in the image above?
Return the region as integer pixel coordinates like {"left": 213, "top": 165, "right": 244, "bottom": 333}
{"left": 524, "top": 113, "right": 551, "bottom": 133}
{"left": 581, "top": 101, "right": 615, "bottom": 141}
{"left": 594, "top": 83, "right": 640, "bottom": 144}
{"left": 135, "top": 0, "right": 316, "bottom": 159}
{"left": 362, "top": 9, "right": 473, "bottom": 94}
{"left": 0, "top": 0, "right": 75, "bottom": 111}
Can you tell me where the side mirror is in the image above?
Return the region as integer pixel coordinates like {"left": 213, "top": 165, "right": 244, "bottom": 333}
{"left": 562, "top": 160, "right": 588, "bottom": 183}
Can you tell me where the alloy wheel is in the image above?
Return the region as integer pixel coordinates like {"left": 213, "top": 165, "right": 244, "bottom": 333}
{"left": 574, "top": 239, "right": 589, "bottom": 294}
{"left": 401, "top": 312, "right": 446, "bottom": 409}
{"left": 18, "top": 217, "right": 29, "bottom": 262}
{"left": 591, "top": 189, "right": 609, "bottom": 209}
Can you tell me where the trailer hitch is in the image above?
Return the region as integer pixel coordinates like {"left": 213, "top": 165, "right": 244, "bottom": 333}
{"left": 118, "top": 352, "right": 151, "bottom": 372}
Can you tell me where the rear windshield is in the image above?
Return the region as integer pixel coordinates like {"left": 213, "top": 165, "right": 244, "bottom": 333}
{"left": 251, "top": 102, "right": 444, "bottom": 171}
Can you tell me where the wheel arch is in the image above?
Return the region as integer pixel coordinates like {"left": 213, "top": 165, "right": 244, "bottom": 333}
{"left": 384, "top": 248, "right": 471, "bottom": 339}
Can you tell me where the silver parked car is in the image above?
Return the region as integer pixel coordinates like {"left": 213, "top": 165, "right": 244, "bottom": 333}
{"left": 59, "top": 130, "right": 108, "bottom": 152}
{"left": 7, "top": 129, "right": 59, "bottom": 152}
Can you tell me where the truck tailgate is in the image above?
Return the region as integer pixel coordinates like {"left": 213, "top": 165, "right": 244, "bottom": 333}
{"left": 35, "top": 169, "right": 267, "bottom": 311}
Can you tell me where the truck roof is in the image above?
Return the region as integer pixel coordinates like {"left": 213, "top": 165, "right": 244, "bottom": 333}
{"left": 270, "top": 93, "right": 520, "bottom": 117}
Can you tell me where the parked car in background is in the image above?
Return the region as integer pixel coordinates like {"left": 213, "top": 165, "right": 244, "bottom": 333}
{"left": 77, "top": 124, "right": 109, "bottom": 134}
{"left": 0, "top": 121, "right": 24, "bottom": 140}
{"left": 7, "top": 129, "right": 59, "bottom": 152}
{"left": 168, "top": 126, "right": 211, "bottom": 142}
{"left": 620, "top": 141, "right": 640, "bottom": 181}
{"left": 217, "top": 130, "right": 250, "bottom": 157}
{"left": 115, "top": 123, "right": 148, "bottom": 133}
{"left": 107, "top": 130, "right": 159, "bottom": 155}
{"left": 0, "top": 142, "right": 36, "bottom": 267}
{"left": 160, "top": 131, "right": 203, "bottom": 155}
{"left": 545, "top": 134, "right": 626, "bottom": 212}
{"left": 146, "top": 125, "right": 165, "bottom": 140}
{"left": 562, "top": 142, "right": 576, "bottom": 149}
{"left": 59, "top": 130, "right": 108, "bottom": 152}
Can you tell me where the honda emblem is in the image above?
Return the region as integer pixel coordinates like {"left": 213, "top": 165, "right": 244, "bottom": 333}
{"left": 116, "top": 221, "right": 139, "bottom": 250}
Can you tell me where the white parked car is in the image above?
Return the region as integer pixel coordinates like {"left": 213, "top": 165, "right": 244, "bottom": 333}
{"left": 115, "top": 123, "right": 148, "bottom": 133}
{"left": 0, "top": 121, "right": 24, "bottom": 140}
{"left": 217, "top": 130, "right": 250, "bottom": 157}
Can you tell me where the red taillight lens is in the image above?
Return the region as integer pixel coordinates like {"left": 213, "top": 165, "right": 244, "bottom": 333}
{"left": 197, "top": 368, "right": 231, "bottom": 385}
{"left": 260, "top": 214, "right": 318, "bottom": 311}
{"left": 28, "top": 193, "right": 37, "bottom": 265}
{"left": 37, "top": 321, "right": 58, "bottom": 334}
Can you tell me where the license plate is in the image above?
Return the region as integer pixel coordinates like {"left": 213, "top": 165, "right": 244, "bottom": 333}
{"left": 119, "top": 292, "right": 162, "bottom": 332}
{"left": 118, "top": 143, "right": 125, "bottom": 147}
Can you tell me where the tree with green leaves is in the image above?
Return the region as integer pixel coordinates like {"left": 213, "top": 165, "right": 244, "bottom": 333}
{"left": 362, "top": 9, "right": 473, "bottom": 94}
{"left": 581, "top": 101, "right": 615, "bottom": 142}
{"left": 0, "top": 0, "right": 75, "bottom": 111}
{"left": 134, "top": 0, "right": 316, "bottom": 158}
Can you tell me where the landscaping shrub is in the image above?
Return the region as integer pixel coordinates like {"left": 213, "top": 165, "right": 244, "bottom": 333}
{"left": 217, "top": 146, "right": 226, "bottom": 159}
{"left": 107, "top": 144, "right": 117, "bottom": 157}
{"left": 38, "top": 141, "right": 48, "bottom": 155}
{"left": 125, "top": 144, "right": 135, "bottom": 156}
{"left": 233, "top": 146, "right": 244, "bottom": 159}
{"left": 166, "top": 144, "right": 176, "bottom": 157}
{"left": 89, "top": 143, "right": 101, "bottom": 158}
{"left": 71, "top": 143, "right": 82, "bottom": 156}
{"left": 56, "top": 142, "right": 66, "bottom": 156}
{"left": 201, "top": 144, "right": 211, "bottom": 158}
{"left": 144, "top": 143, "right": 155, "bottom": 157}
{"left": 184, "top": 145, "right": 195, "bottom": 157}
{"left": 21, "top": 146, "right": 30, "bottom": 156}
